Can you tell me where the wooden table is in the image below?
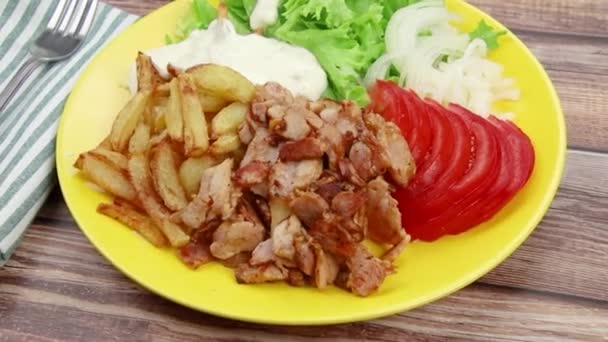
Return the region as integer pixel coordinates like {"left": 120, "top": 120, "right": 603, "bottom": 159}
{"left": 1, "top": 1, "right": 607, "bottom": 341}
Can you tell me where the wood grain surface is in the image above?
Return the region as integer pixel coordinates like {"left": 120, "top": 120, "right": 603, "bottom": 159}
{"left": 1, "top": 0, "right": 608, "bottom": 341}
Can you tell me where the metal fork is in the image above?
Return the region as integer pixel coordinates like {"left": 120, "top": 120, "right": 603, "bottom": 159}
{"left": 0, "top": 0, "right": 98, "bottom": 113}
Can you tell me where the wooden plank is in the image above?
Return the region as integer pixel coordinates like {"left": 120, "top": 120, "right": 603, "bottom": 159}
{"left": 469, "top": 0, "right": 608, "bottom": 38}
{"left": 482, "top": 150, "right": 608, "bottom": 301}
{"left": 550, "top": 72, "right": 608, "bottom": 151}
{"left": 514, "top": 32, "right": 608, "bottom": 150}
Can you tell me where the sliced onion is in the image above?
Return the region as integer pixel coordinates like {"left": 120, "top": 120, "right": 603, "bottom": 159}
{"left": 366, "top": 0, "right": 520, "bottom": 118}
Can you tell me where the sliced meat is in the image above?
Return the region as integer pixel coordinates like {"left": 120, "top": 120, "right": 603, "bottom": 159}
{"left": 269, "top": 159, "right": 323, "bottom": 198}
{"left": 293, "top": 232, "right": 315, "bottom": 276}
{"left": 317, "top": 124, "right": 345, "bottom": 171}
{"left": 238, "top": 119, "right": 254, "bottom": 144}
{"left": 250, "top": 239, "right": 275, "bottom": 265}
{"left": 244, "top": 192, "right": 271, "bottom": 228}
{"left": 338, "top": 159, "right": 366, "bottom": 187}
{"left": 303, "top": 110, "right": 324, "bottom": 130}
{"left": 233, "top": 161, "right": 270, "bottom": 188}
{"left": 313, "top": 245, "right": 340, "bottom": 289}
{"left": 250, "top": 82, "right": 294, "bottom": 124}
{"left": 209, "top": 221, "right": 265, "bottom": 260}
{"left": 180, "top": 159, "right": 239, "bottom": 229}
{"left": 309, "top": 218, "right": 356, "bottom": 258}
{"left": 349, "top": 141, "right": 379, "bottom": 182}
{"left": 267, "top": 104, "right": 286, "bottom": 120}
{"left": 366, "top": 177, "right": 406, "bottom": 245}
{"left": 255, "top": 82, "right": 294, "bottom": 107}
{"left": 237, "top": 196, "right": 265, "bottom": 228}
{"left": 272, "top": 215, "right": 303, "bottom": 261}
{"left": 240, "top": 128, "right": 279, "bottom": 168}
{"left": 235, "top": 263, "right": 288, "bottom": 284}
{"left": 287, "top": 269, "right": 307, "bottom": 287}
{"left": 289, "top": 192, "right": 329, "bottom": 228}
{"left": 382, "top": 234, "right": 411, "bottom": 263}
{"left": 310, "top": 98, "right": 341, "bottom": 115}
{"left": 272, "top": 108, "right": 311, "bottom": 141}
{"left": 178, "top": 240, "right": 213, "bottom": 269}
{"left": 365, "top": 112, "right": 416, "bottom": 187}
{"left": 331, "top": 191, "right": 365, "bottom": 218}
{"left": 341, "top": 218, "right": 366, "bottom": 243}
{"left": 220, "top": 252, "right": 251, "bottom": 269}
{"left": 279, "top": 137, "right": 325, "bottom": 161}
{"left": 346, "top": 244, "right": 394, "bottom": 297}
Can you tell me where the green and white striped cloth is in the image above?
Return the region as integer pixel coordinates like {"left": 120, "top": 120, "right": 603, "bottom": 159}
{"left": 0, "top": 0, "right": 137, "bottom": 265}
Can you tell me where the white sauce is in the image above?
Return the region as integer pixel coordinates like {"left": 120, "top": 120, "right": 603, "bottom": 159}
{"left": 249, "top": 0, "right": 280, "bottom": 31}
{"left": 129, "top": 19, "right": 327, "bottom": 100}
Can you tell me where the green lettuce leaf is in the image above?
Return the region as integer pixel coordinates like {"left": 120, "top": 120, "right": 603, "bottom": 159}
{"left": 167, "top": 0, "right": 217, "bottom": 43}
{"left": 469, "top": 20, "right": 507, "bottom": 50}
{"left": 265, "top": 0, "right": 395, "bottom": 105}
{"left": 225, "top": 0, "right": 257, "bottom": 34}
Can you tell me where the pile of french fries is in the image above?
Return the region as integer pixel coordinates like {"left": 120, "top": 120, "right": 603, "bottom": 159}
{"left": 75, "top": 53, "right": 254, "bottom": 249}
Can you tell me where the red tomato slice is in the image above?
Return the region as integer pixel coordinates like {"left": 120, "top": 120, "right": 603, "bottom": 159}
{"left": 368, "top": 81, "right": 535, "bottom": 242}
{"left": 417, "top": 100, "right": 470, "bottom": 191}
{"left": 403, "top": 90, "right": 433, "bottom": 165}
{"left": 403, "top": 100, "right": 453, "bottom": 194}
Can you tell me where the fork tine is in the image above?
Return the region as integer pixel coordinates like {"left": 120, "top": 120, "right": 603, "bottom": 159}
{"left": 75, "top": 0, "right": 98, "bottom": 38}
{"left": 56, "top": 0, "right": 77, "bottom": 33}
{"left": 66, "top": 0, "right": 89, "bottom": 36}
{"left": 46, "top": 0, "right": 68, "bottom": 31}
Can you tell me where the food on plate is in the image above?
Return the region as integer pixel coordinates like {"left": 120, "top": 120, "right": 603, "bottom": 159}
{"left": 131, "top": 15, "right": 327, "bottom": 101}
{"left": 368, "top": 80, "right": 534, "bottom": 241}
{"left": 76, "top": 0, "right": 537, "bottom": 296}
{"left": 364, "top": 0, "right": 518, "bottom": 117}
{"left": 168, "top": 0, "right": 516, "bottom": 114}
{"left": 78, "top": 60, "right": 417, "bottom": 296}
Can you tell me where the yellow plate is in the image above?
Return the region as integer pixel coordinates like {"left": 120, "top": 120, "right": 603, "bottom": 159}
{"left": 57, "top": 0, "right": 566, "bottom": 325}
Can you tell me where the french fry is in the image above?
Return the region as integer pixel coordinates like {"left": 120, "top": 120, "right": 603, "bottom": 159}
{"left": 110, "top": 91, "right": 151, "bottom": 152}
{"left": 186, "top": 64, "right": 255, "bottom": 103}
{"left": 135, "top": 52, "right": 164, "bottom": 91}
{"left": 211, "top": 102, "right": 248, "bottom": 138}
{"left": 97, "top": 203, "right": 168, "bottom": 248}
{"left": 178, "top": 74, "right": 209, "bottom": 157}
{"left": 178, "top": 156, "right": 218, "bottom": 197}
{"left": 153, "top": 109, "right": 167, "bottom": 134}
{"left": 128, "top": 123, "right": 151, "bottom": 155}
{"left": 145, "top": 95, "right": 168, "bottom": 128}
{"left": 199, "top": 89, "right": 229, "bottom": 113}
{"left": 155, "top": 82, "right": 170, "bottom": 96}
{"left": 209, "top": 133, "right": 241, "bottom": 156}
{"left": 158, "top": 219, "right": 190, "bottom": 247}
{"left": 128, "top": 153, "right": 169, "bottom": 215}
{"left": 167, "top": 64, "right": 182, "bottom": 78}
{"left": 97, "top": 135, "right": 113, "bottom": 150}
{"left": 81, "top": 153, "right": 137, "bottom": 201}
{"left": 150, "top": 141, "right": 188, "bottom": 211}
{"left": 166, "top": 78, "right": 183, "bottom": 142}
{"left": 89, "top": 148, "right": 129, "bottom": 171}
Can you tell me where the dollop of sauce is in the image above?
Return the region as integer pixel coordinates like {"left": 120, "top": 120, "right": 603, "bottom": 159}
{"left": 250, "top": 0, "right": 280, "bottom": 31}
{"left": 129, "top": 19, "right": 327, "bottom": 100}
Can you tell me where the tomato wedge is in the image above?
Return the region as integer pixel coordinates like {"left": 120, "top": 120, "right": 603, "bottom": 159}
{"left": 369, "top": 81, "right": 535, "bottom": 242}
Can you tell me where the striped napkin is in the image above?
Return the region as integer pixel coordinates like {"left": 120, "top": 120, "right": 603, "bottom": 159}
{"left": 0, "top": 0, "right": 138, "bottom": 265}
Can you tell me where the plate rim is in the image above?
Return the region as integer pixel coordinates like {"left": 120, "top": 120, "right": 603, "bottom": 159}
{"left": 56, "top": 0, "right": 567, "bottom": 325}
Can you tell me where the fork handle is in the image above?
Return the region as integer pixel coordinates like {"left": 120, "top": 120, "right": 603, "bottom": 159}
{"left": 0, "top": 58, "right": 41, "bottom": 113}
